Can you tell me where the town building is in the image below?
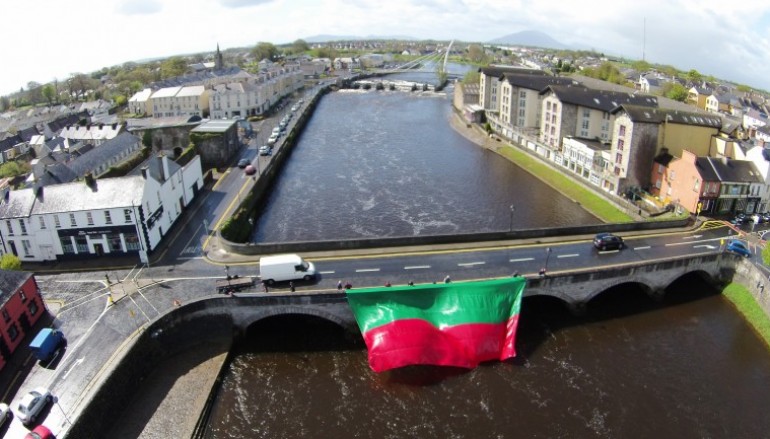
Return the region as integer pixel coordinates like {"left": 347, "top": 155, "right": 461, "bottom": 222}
{"left": 0, "top": 153, "right": 203, "bottom": 263}
{"left": 0, "top": 270, "right": 45, "bottom": 372}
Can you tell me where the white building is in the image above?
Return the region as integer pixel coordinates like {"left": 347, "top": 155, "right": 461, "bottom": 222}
{"left": 150, "top": 86, "right": 211, "bottom": 119}
{"left": 559, "top": 136, "right": 612, "bottom": 189}
{"left": 0, "top": 154, "right": 203, "bottom": 263}
{"left": 209, "top": 64, "right": 303, "bottom": 119}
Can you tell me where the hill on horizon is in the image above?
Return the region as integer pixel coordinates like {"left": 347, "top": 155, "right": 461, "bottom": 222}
{"left": 488, "top": 30, "right": 568, "bottom": 50}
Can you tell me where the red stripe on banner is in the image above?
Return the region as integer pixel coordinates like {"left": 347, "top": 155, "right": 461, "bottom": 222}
{"left": 362, "top": 316, "right": 519, "bottom": 372}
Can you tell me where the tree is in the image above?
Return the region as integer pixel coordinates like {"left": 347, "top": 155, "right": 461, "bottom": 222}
{"left": 291, "top": 39, "right": 310, "bottom": 54}
{"left": 160, "top": 57, "right": 188, "bottom": 79}
{"left": 0, "top": 161, "right": 29, "bottom": 178}
{"left": 0, "top": 254, "right": 21, "bottom": 271}
{"left": 462, "top": 70, "right": 480, "bottom": 85}
{"left": 68, "top": 73, "right": 96, "bottom": 100}
{"left": 251, "top": 42, "right": 279, "bottom": 62}
{"left": 41, "top": 84, "right": 56, "bottom": 105}
{"left": 685, "top": 69, "right": 702, "bottom": 85}
{"left": 467, "top": 44, "right": 487, "bottom": 64}
{"left": 631, "top": 60, "right": 651, "bottom": 72}
{"left": 663, "top": 82, "right": 689, "bottom": 102}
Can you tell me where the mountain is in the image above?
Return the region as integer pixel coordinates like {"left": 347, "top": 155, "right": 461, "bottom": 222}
{"left": 488, "top": 30, "right": 568, "bottom": 50}
{"left": 303, "top": 34, "right": 419, "bottom": 43}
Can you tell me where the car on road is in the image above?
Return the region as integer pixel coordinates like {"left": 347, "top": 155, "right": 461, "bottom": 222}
{"left": 730, "top": 214, "right": 747, "bottom": 225}
{"left": 244, "top": 165, "right": 257, "bottom": 176}
{"left": 259, "top": 145, "right": 272, "bottom": 156}
{"left": 24, "top": 425, "right": 54, "bottom": 439}
{"left": 593, "top": 233, "right": 624, "bottom": 251}
{"left": 751, "top": 213, "right": 764, "bottom": 223}
{"left": 16, "top": 387, "right": 52, "bottom": 426}
{"left": 267, "top": 133, "right": 280, "bottom": 145}
{"left": 0, "top": 402, "right": 10, "bottom": 426}
{"left": 726, "top": 240, "right": 751, "bottom": 257}
{"left": 237, "top": 158, "right": 250, "bottom": 168}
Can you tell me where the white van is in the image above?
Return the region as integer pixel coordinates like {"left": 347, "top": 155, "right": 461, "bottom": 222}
{"left": 259, "top": 254, "right": 317, "bottom": 285}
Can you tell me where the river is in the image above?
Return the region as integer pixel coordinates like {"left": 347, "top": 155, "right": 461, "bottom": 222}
{"left": 203, "top": 275, "right": 770, "bottom": 438}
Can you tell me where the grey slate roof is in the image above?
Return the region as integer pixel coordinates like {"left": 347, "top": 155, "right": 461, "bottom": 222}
{"left": 129, "top": 154, "right": 182, "bottom": 182}
{"left": 612, "top": 105, "right": 722, "bottom": 128}
{"left": 29, "top": 175, "right": 147, "bottom": 215}
{"left": 67, "top": 132, "right": 141, "bottom": 178}
{"left": 0, "top": 134, "right": 22, "bottom": 153}
{"left": 0, "top": 270, "right": 33, "bottom": 307}
{"left": 479, "top": 66, "right": 548, "bottom": 78}
{"left": 542, "top": 86, "right": 658, "bottom": 112}
{"left": 501, "top": 73, "right": 578, "bottom": 91}
{"left": 696, "top": 157, "right": 763, "bottom": 183}
{"left": 33, "top": 163, "right": 78, "bottom": 187}
{"left": 46, "top": 113, "right": 86, "bottom": 135}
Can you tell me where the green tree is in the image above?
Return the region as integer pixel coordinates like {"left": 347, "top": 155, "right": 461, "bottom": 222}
{"left": 663, "top": 82, "right": 689, "bottom": 102}
{"left": 685, "top": 69, "right": 702, "bottom": 84}
{"left": 291, "top": 39, "right": 310, "bottom": 54}
{"left": 462, "top": 70, "right": 480, "bottom": 85}
{"left": 251, "top": 42, "right": 279, "bottom": 62}
{"left": 0, "top": 161, "right": 28, "bottom": 178}
{"left": 737, "top": 84, "right": 751, "bottom": 93}
{"left": 42, "top": 84, "right": 56, "bottom": 105}
{"left": 160, "top": 57, "right": 188, "bottom": 79}
{"left": 0, "top": 254, "right": 21, "bottom": 271}
{"left": 467, "top": 44, "right": 487, "bottom": 64}
{"left": 631, "top": 60, "right": 651, "bottom": 72}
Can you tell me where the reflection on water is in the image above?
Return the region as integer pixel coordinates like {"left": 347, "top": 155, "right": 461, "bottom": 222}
{"left": 205, "top": 276, "right": 770, "bottom": 438}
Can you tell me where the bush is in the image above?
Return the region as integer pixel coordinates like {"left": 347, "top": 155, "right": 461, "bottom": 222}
{"left": 0, "top": 254, "right": 21, "bottom": 270}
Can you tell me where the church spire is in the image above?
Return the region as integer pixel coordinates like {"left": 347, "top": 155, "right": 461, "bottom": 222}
{"left": 215, "top": 43, "right": 223, "bottom": 70}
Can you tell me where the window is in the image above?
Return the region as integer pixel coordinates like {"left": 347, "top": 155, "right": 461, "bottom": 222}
{"left": 582, "top": 119, "right": 589, "bottom": 130}
{"left": 1, "top": 309, "right": 9, "bottom": 323}
{"left": 124, "top": 209, "right": 132, "bottom": 223}
{"left": 60, "top": 237, "right": 75, "bottom": 254}
{"left": 28, "top": 299, "right": 38, "bottom": 316}
{"left": 104, "top": 211, "right": 112, "bottom": 225}
{"left": 7, "top": 323, "right": 18, "bottom": 341}
{"left": 547, "top": 102, "right": 551, "bottom": 111}
{"left": 109, "top": 235, "right": 123, "bottom": 252}
{"left": 658, "top": 164, "right": 664, "bottom": 174}
{"left": 616, "top": 153, "right": 623, "bottom": 164}
{"left": 22, "top": 240, "right": 32, "bottom": 256}
{"left": 583, "top": 109, "right": 590, "bottom": 118}
{"left": 519, "top": 91, "right": 526, "bottom": 99}
{"left": 18, "top": 289, "right": 26, "bottom": 302}
{"left": 619, "top": 125, "right": 626, "bottom": 136}
{"left": 5, "top": 220, "right": 13, "bottom": 236}
{"left": 669, "top": 170, "right": 676, "bottom": 181}
{"left": 38, "top": 217, "right": 46, "bottom": 229}
{"left": 617, "top": 139, "right": 624, "bottom": 151}
{"left": 70, "top": 213, "right": 77, "bottom": 227}
{"left": 87, "top": 212, "right": 94, "bottom": 226}
{"left": 54, "top": 215, "right": 61, "bottom": 228}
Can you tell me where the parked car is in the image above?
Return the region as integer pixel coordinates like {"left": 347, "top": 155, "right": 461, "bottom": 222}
{"left": 16, "top": 387, "right": 52, "bottom": 426}
{"left": 0, "top": 402, "right": 10, "bottom": 427}
{"left": 751, "top": 213, "right": 764, "bottom": 223}
{"left": 237, "top": 158, "right": 250, "bottom": 168}
{"left": 763, "top": 212, "right": 770, "bottom": 222}
{"left": 259, "top": 145, "right": 272, "bottom": 156}
{"left": 730, "top": 214, "right": 746, "bottom": 225}
{"left": 726, "top": 240, "right": 751, "bottom": 257}
{"left": 24, "top": 425, "right": 54, "bottom": 439}
{"left": 593, "top": 233, "right": 624, "bottom": 251}
{"left": 267, "top": 133, "right": 280, "bottom": 145}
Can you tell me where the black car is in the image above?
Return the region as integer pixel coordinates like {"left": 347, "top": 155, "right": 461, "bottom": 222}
{"left": 593, "top": 233, "right": 624, "bottom": 251}
{"left": 237, "top": 158, "right": 250, "bottom": 168}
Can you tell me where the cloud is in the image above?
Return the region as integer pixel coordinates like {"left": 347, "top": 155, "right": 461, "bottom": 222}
{"left": 116, "top": 0, "right": 162, "bottom": 15}
{"left": 220, "top": 0, "right": 273, "bottom": 8}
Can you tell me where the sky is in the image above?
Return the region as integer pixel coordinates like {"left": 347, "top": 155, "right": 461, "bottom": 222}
{"left": 2, "top": 0, "right": 770, "bottom": 96}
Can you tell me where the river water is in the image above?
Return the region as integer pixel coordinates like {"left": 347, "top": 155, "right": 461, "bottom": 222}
{"left": 250, "top": 86, "right": 599, "bottom": 243}
{"left": 204, "top": 276, "right": 770, "bottom": 438}
{"left": 206, "top": 72, "right": 770, "bottom": 438}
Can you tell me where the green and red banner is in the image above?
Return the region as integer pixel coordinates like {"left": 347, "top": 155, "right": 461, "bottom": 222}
{"left": 346, "top": 277, "right": 525, "bottom": 372}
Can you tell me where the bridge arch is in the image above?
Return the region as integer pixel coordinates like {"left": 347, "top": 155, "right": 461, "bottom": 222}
{"left": 233, "top": 303, "right": 359, "bottom": 335}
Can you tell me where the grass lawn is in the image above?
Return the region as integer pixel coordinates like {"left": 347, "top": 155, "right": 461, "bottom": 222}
{"left": 496, "top": 146, "right": 633, "bottom": 223}
{"left": 722, "top": 283, "right": 770, "bottom": 348}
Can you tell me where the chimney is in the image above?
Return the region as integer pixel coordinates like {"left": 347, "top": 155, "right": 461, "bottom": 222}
{"left": 158, "top": 153, "right": 170, "bottom": 181}
{"left": 84, "top": 172, "right": 96, "bottom": 188}
{"left": 141, "top": 166, "right": 149, "bottom": 180}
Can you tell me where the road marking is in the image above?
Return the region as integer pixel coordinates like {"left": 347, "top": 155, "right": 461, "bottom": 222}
{"left": 681, "top": 235, "right": 703, "bottom": 240}
{"left": 405, "top": 265, "right": 431, "bottom": 270}
{"left": 633, "top": 246, "right": 651, "bottom": 250}
{"left": 557, "top": 254, "right": 579, "bottom": 258}
{"left": 509, "top": 257, "right": 534, "bottom": 262}
{"left": 319, "top": 270, "right": 335, "bottom": 274}
{"left": 62, "top": 357, "right": 85, "bottom": 380}
{"left": 665, "top": 237, "right": 723, "bottom": 247}
{"left": 693, "top": 244, "right": 717, "bottom": 249}
{"left": 356, "top": 268, "right": 381, "bottom": 273}
{"left": 177, "top": 256, "right": 203, "bottom": 260}
{"left": 458, "top": 262, "right": 485, "bottom": 267}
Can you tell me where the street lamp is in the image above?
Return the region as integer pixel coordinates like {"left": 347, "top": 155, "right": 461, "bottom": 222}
{"left": 541, "top": 247, "right": 552, "bottom": 276}
{"left": 509, "top": 205, "right": 515, "bottom": 232}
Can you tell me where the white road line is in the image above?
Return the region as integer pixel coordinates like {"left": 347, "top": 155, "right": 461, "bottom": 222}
{"left": 666, "top": 237, "right": 723, "bottom": 247}
{"left": 693, "top": 244, "right": 717, "bottom": 249}
{"left": 557, "top": 254, "right": 579, "bottom": 258}
{"left": 634, "top": 246, "right": 651, "bottom": 250}
{"left": 356, "top": 268, "right": 381, "bottom": 273}
{"left": 177, "top": 256, "right": 204, "bottom": 260}
{"left": 405, "top": 265, "right": 431, "bottom": 270}
{"left": 458, "top": 262, "right": 485, "bottom": 267}
{"left": 319, "top": 270, "right": 335, "bottom": 274}
{"left": 509, "top": 257, "right": 534, "bottom": 262}
{"left": 682, "top": 235, "right": 703, "bottom": 240}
